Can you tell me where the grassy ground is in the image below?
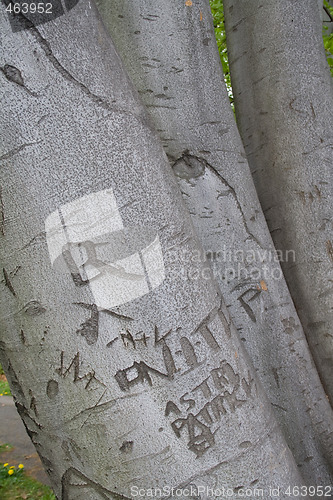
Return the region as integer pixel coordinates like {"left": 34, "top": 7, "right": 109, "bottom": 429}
{"left": 0, "top": 368, "right": 55, "bottom": 499}
{"left": 0, "top": 364, "right": 11, "bottom": 396}
{"left": 0, "top": 462, "right": 55, "bottom": 500}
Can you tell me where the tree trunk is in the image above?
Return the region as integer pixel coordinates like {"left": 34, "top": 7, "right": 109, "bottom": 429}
{"left": 0, "top": 0, "right": 305, "bottom": 498}
{"left": 96, "top": 0, "right": 333, "bottom": 484}
{"left": 224, "top": 0, "right": 333, "bottom": 406}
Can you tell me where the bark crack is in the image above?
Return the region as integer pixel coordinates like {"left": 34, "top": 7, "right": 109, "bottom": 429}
{"left": 0, "top": 141, "right": 40, "bottom": 161}
{"left": 4, "top": 6, "right": 148, "bottom": 127}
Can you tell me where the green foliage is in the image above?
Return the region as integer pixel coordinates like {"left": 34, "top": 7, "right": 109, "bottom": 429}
{"left": 323, "top": 0, "right": 333, "bottom": 76}
{"left": 210, "top": 0, "right": 333, "bottom": 103}
{"left": 209, "top": 0, "right": 234, "bottom": 107}
{"left": 0, "top": 463, "right": 55, "bottom": 499}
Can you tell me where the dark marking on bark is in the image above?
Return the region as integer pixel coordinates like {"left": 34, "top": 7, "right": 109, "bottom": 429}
{"left": 210, "top": 395, "right": 227, "bottom": 420}
{"left": 193, "top": 377, "right": 212, "bottom": 399}
{"left": 57, "top": 351, "right": 80, "bottom": 380}
{"left": 271, "top": 402, "right": 288, "bottom": 412}
{"left": 0, "top": 186, "right": 4, "bottom": 235}
{"left": 100, "top": 308, "right": 133, "bottom": 322}
{"left": 20, "top": 329, "right": 26, "bottom": 344}
{"left": 29, "top": 389, "right": 38, "bottom": 417}
{"left": 0, "top": 64, "right": 38, "bottom": 96}
{"left": 171, "top": 413, "right": 215, "bottom": 458}
{"left": 154, "top": 325, "right": 172, "bottom": 345}
{"left": 115, "top": 361, "right": 169, "bottom": 391}
{"left": 141, "top": 14, "right": 160, "bottom": 21}
{"left": 62, "top": 467, "right": 131, "bottom": 500}
{"left": 74, "top": 303, "right": 99, "bottom": 345}
{"left": 237, "top": 289, "right": 261, "bottom": 322}
{"left": 38, "top": 453, "right": 53, "bottom": 472}
{"left": 119, "top": 441, "right": 133, "bottom": 453}
{"left": 3, "top": 268, "right": 16, "bottom": 296}
{"left": 326, "top": 240, "right": 333, "bottom": 264}
{"left": 180, "top": 337, "right": 199, "bottom": 368}
{"left": 234, "top": 486, "right": 245, "bottom": 494}
{"left": 61, "top": 438, "right": 82, "bottom": 462}
{"left": 165, "top": 401, "right": 181, "bottom": 417}
{"left": 180, "top": 392, "right": 195, "bottom": 411}
{"left": 1, "top": 64, "right": 24, "bottom": 86}
{"left": 199, "top": 324, "right": 221, "bottom": 349}
{"left": 22, "top": 301, "right": 46, "bottom": 316}
{"left": 15, "top": 401, "right": 43, "bottom": 445}
{"left": 242, "top": 375, "right": 255, "bottom": 397}
{"left": 121, "top": 330, "right": 136, "bottom": 349}
{"left": 272, "top": 368, "right": 280, "bottom": 388}
{"left": 192, "top": 302, "right": 222, "bottom": 350}
{"left": 62, "top": 248, "right": 89, "bottom": 286}
{"left": 106, "top": 337, "right": 119, "bottom": 348}
{"left": 4, "top": 358, "right": 25, "bottom": 400}
{"left": 162, "top": 342, "right": 177, "bottom": 378}
{"left": 218, "top": 309, "right": 231, "bottom": 338}
{"left": 46, "top": 379, "right": 59, "bottom": 399}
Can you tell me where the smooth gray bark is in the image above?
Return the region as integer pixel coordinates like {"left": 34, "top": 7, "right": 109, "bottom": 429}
{"left": 96, "top": 0, "right": 333, "bottom": 484}
{"left": 224, "top": 0, "right": 333, "bottom": 406}
{"left": 0, "top": 1, "right": 306, "bottom": 498}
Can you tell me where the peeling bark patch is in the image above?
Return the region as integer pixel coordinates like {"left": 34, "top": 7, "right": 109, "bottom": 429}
{"left": 3, "top": 268, "right": 16, "bottom": 296}
{"left": 119, "top": 440, "right": 133, "bottom": 453}
{"left": 46, "top": 380, "right": 59, "bottom": 399}
{"left": 23, "top": 301, "right": 46, "bottom": 316}
{"left": 172, "top": 153, "right": 205, "bottom": 180}
{"left": 1, "top": 64, "right": 24, "bottom": 86}
{"left": 326, "top": 240, "right": 333, "bottom": 264}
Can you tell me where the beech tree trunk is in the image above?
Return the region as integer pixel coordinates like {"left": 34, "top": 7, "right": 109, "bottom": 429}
{"left": 224, "top": 0, "right": 333, "bottom": 408}
{"left": 96, "top": 0, "right": 333, "bottom": 485}
{"left": 0, "top": 1, "right": 307, "bottom": 498}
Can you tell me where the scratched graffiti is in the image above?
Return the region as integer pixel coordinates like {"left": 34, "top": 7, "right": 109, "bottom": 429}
{"left": 165, "top": 362, "right": 255, "bottom": 457}
{"left": 114, "top": 304, "right": 231, "bottom": 392}
{"left": 112, "top": 301, "right": 255, "bottom": 457}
